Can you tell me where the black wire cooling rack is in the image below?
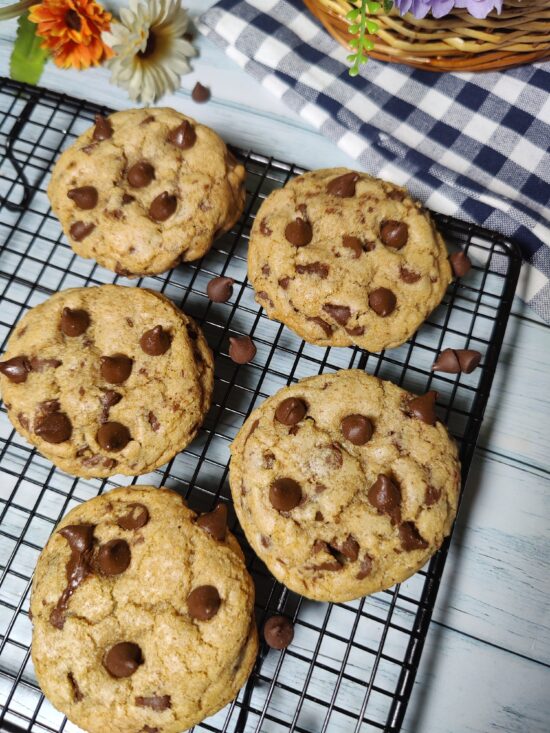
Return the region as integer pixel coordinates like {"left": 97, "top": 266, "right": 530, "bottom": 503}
{"left": 0, "top": 77, "right": 521, "bottom": 733}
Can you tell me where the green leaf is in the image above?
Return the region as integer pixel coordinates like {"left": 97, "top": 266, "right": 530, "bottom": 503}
{"left": 349, "top": 23, "right": 360, "bottom": 34}
{"left": 366, "top": 19, "right": 379, "bottom": 34}
{"left": 10, "top": 11, "right": 48, "bottom": 85}
{"left": 346, "top": 8, "right": 360, "bottom": 20}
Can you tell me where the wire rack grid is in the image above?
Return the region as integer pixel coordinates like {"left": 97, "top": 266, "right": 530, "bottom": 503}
{"left": 0, "top": 77, "right": 521, "bottom": 733}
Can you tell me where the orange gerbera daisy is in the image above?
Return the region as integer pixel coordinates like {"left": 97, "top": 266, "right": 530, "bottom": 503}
{"left": 29, "top": 0, "right": 113, "bottom": 70}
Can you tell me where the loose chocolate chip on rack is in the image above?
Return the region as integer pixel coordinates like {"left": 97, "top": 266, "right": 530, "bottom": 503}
{"left": 341, "top": 414, "right": 373, "bottom": 445}
{"left": 117, "top": 503, "right": 149, "bottom": 530}
{"left": 135, "top": 695, "right": 171, "bottom": 711}
{"left": 50, "top": 524, "right": 95, "bottom": 629}
{"left": 457, "top": 349, "right": 481, "bottom": 373}
{"left": 326, "top": 172, "right": 359, "bottom": 197}
{"left": 127, "top": 161, "right": 155, "bottom": 188}
{"left": 275, "top": 397, "right": 307, "bottom": 426}
{"left": 192, "top": 82, "right": 211, "bottom": 103}
{"left": 103, "top": 642, "right": 143, "bottom": 678}
{"left": 97, "top": 539, "right": 131, "bottom": 575}
{"left": 369, "top": 288, "right": 397, "bottom": 317}
{"left": 97, "top": 421, "right": 131, "bottom": 452}
{"left": 400, "top": 267, "right": 421, "bottom": 283}
{"left": 207, "top": 276, "right": 234, "bottom": 302}
{"left": 323, "top": 304, "right": 351, "bottom": 325}
{"left": 187, "top": 585, "right": 221, "bottom": 620}
{"left": 407, "top": 390, "right": 438, "bottom": 426}
{"left": 368, "top": 475, "right": 401, "bottom": 524}
{"left": 140, "top": 325, "right": 171, "bottom": 355}
{"left": 61, "top": 307, "right": 90, "bottom": 336}
{"left": 0, "top": 356, "right": 30, "bottom": 384}
{"left": 264, "top": 615, "right": 294, "bottom": 650}
{"left": 432, "top": 348, "right": 460, "bottom": 374}
{"left": 269, "top": 478, "right": 302, "bottom": 512}
{"left": 342, "top": 235, "right": 363, "bottom": 258}
{"left": 356, "top": 555, "right": 373, "bottom": 579}
{"left": 149, "top": 192, "right": 177, "bottom": 222}
{"left": 29, "top": 357, "right": 62, "bottom": 372}
{"left": 70, "top": 222, "right": 95, "bottom": 241}
{"left": 67, "top": 186, "right": 98, "bottom": 210}
{"left": 285, "top": 217, "right": 312, "bottom": 247}
{"left": 93, "top": 114, "right": 113, "bottom": 141}
{"left": 450, "top": 251, "right": 472, "bottom": 277}
{"left": 229, "top": 335, "right": 256, "bottom": 364}
{"left": 380, "top": 220, "right": 408, "bottom": 249}
{"left": 166, "top": 120, "right": 196, "bottom": 149}
{"left": 35, "top": 413, "right": 72, "bottom": 444}
{"left": 100, "top": 354, "right": 133, "bottom": 384}
{"left": 399, "top": 522, "right": 428, "bottom": 551}
{"left": 197, "top": 503, "right": 228, "bottom": 541}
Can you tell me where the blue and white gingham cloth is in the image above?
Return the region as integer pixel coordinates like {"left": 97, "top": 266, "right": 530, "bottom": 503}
{"left": 199, "top": 0, "right": 550, "bottom": 322}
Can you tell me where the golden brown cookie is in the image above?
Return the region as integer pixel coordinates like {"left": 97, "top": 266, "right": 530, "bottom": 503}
{"left": 0, "top": 285, "right": 213, "bottom": 477}
{"left": 230, "top": 370, "right": 460, "bottom": 602}
{"left": 248, "top": 168, "right": 452, "bottom": 352}
{"left": 30, "top": 486, "right": 258, "bottom": 733}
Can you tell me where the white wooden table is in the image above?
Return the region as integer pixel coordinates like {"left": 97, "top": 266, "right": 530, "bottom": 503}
{"left": 1, "top": 1, "right": 549, "bottom": 731}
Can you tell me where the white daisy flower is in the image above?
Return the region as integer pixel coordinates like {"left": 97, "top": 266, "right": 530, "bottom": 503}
{"left": 102, "top": 0, "right": 195, "bottom": 104}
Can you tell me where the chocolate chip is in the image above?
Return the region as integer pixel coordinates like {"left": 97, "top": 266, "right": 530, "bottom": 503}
{"left": 135, "top": 695, "right": 171, "bottom": 711}
{"left": 380, "top": 220, "right": 408, "bottom": 249}
{"left": 356, "top": 555, "right": 373, "bottom": 579}
{"left": 122, "top": 193, "right": 135, "bottom": 205}
{"left": 324, "top": 442, "right": 343, "bottom": 468}
{"left": 140, "top": 325, "right": 171, "bottom": 355}
{"left": 196, "top": 504, "right": 227, "bottom": 541}
{"left": 333, "top": 535, "right": 360, "bottom": 561}
{"left": 425, "top": 485, "right": 441, "bottom": 506}
{"left": 450, "top": 251, "right": 472, "bottom": 277}
{"left": 187, "top": 585, "right": 221, "bottom": 620}
{"left": 315, "top": 511, "right": 323, "bottom": 521}
{"left": 314, "top": 559, "right": 343, "bottom": 572}
{"left": 97, "top": 422, "right": 131, "bottom": 451}
{"left": 207, "top": 276, "right": 234, "bottom": 302}
{"left": 127, "top": 161, "right": 155, "bottom": 188}
{"left": 408, "top": 391, "right": 438, "bottom": 426}
{"left": 35, "top": 412, "right": 72, "bottom": 444}
{"left": 285, "top": 218, "right": 312, "bottom": 247}
{"left": 229, "top": 335, "right": 256, "bottom": 364}
{"left": 368, "top": 475, "right": 401, "bottom": 524}
{"left": 278, "top": 277, "right": 290, "bottom": 289}
{"left": 166, "top": 120, "right": 196, "bottom": 149}
{"left": 341, "top": 414, "right": 373, "bottom": 445}
{"left": 100, "top": 354, "right": 133, "bottom": 384}
{"left": 192, "top": 81, "right": 210, "bottom": 103}
{"left": 259, "top": 218, "right": 272, "bottom": 236}
{"left": 269, "top": 478, "right": 302, "bottom": 512}
{"left": 29, "top": 357, "right": 62, "bottom": 372}
{"left": 399, "top": 522, "right": 428, "bottom": 551}
{"left": 326, "top": 172, "right": 359, "bottom": 197}
{"left": 50, "top": 524, "right": 94, "bottom": 629}
{"left": 117, "top": 503, "right": 149, "bottom": 530}
{"left": 61, "top": 307, "right": 90, "bottom": 336}
{"left": 68, "top": 672, "right": 83, "bottom": 702}
{"left": 37, "top": 399, "right": 61, "bottom": 415}
{"left": 96, "top": 539, "right": 131, "bottom": 575}
{"left": 275, "top": 397, "right": 307, "bottom": 426}
{"left": 457, "top": 349, "right": 482, "bottom": 373}
{"left": 147, "top": 411, "right": 160, "bottom": 432}
{"left": 70, "top": 222, "right": 95, "bottom": 241}
{"left": 307, "top": 316, "right": 333, "bottom": 337}
{"left": 100, "top": 390, "right": 121, "bottom": 422}
{"left": 346, "top": 326, "right": 364, "bottom": 336}
{"left": 369, "top": 288, "right": 396, "bottom": 317}
{"left": 103, "top": 642, "right": 143, "bottom": 678}
{"left": 296, "top": 262, "right": 329, "bottom": 278}
{"left": 0, "top": 356, "right": 30, "bottom": 383}
{"left": 149, "top": 192, "right": 177, "bottom": 222}
{"left": 323, "top": 304, "right": 351, "bottom": 325}
{"left": 342, "top": 235, "right": 362, "bottom": 258}
{"left": 67, "top": 186, "right": 98, "bottom": 210}
{"left": 264, "top": 615, "right": 294, "bottom": 650}
{"left": 93, "top": 114, "right": 112, "bottom": 141}
{"left": 400, "top": 267, "right": 421, "bottom": 283}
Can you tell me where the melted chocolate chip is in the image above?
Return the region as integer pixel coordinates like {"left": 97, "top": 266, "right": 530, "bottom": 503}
{"left": 229, "top": 335, "right": 256, "bottom": 364}
{"left": 425, "top": 485, "right": 441, "bottom": 506}
{"left": 295, "top": 262, "right": 329, "bottom": 278}
{"left": 285, "top": 218, "right": 312, "bottom": 247}
{"left": 278, "top": 277, "right": 290, "bottom": 289}
{"left": 50, "top": 524, "right": 94, "bottom": 629}
{"left": 196, "top": 504, "right": 228, "bottom": 541}
{"left": 70, "top": 222, "right": 95, "bottom": 241}
{"left": 400, "top": 267, "right": 421, "bottom": 283}
{"left": 264, "top": 616, "right": 294, "bottom": 650}
{"left": 61, "top": 307, "right": 90, "bottom": 337}
{"left": 29, "top": 357, "right": 62, "bottom": 372}
{"left": 0, "top": 356, "right": 30, "bottom": 383}
{"left": 148, "top": 411, "right": 160, "bottom": 431}
{"left": 117, "top": 503, "right": 149, "bottom": 530}
{"left": 35, "top": 412, "right": 72, "bottom": 444}
{"left": 346, "top": 325, "right": 365, "bottom": 337}
{"left": 192, "top": 82, "right": 210, "bottom": 103}
{"left": 100, "top": 354, "right": 133, "bottom": 384}
{"left": 342, "top": 235, "right": 362, "bottom": 258}
{"left": 259, "top": 218, "right": 272, "bottom": 236}
{"left": 68, "top": 672, "right": 83, "bottom": 702}
{"left": 135, "top": 695, "right": 171, "bottom": 711}
{"left": 450, "top": 251, "right": 472, "bottom": 277}
{"left": 275, "top": 397, "right": 307, "bottom": 426}
{"left": 369, "top": 288, "right": 396, "bottom": 317}
{"left": 37, "top": 399, "right": 61, "bottom": 415}
{"left": 323, "top": 304, "right": 351, "bottom": 325}
{"left": 356, "top": 555, "right": 373, "bottom": 579}
{"left": 326, "top": 172, "right": 359, "bottom": 197}
{"left": 100, "top": 390, "right": 121, "bottom": 422}
{"left": 97, "top": 539, "right": 131, "bottom": 575}
{"left": 207, "top": 276, "right": 234, "bottom": 302}
{"left": 187, "top": 585, "right": 221, "bottom": 620}
{"left": 333, "top": 534, "right": 360, "bottom": 561}
{"left": 408, "top": 391, "right": 438, "bottom": 426}
{"left": 103, "top": 642, "right": 143, "bottom": 678}
{"left": 97, "top": 422, "right": 131, "bottom": 452}
{"left": 307, "top": 316, "right": 333, "bottom": 337}
{"left": 380, "top": 220, "right": 408, "bottom": 249}
{"left": 93, "top": 115, "right": 113, "bottom": 141}
{"left": 399, "top": 522, "right": 428, "bottom": 551}
{"left": 368, "top": 475, "right": 401, "bottom": 524}
{"left": 341, "top": 414, "right": 373, "bottom": 445}
{"left": 122, "top": 193, "right": 135, "bottom": 205}
{"left": 269, "top": 478, "right": 302, "bottom": 512}
{"left": 67, "top": 186, "right": 98, "bottom": 210}
{"left": 127, "top": 161, "right": 155, "bottom": 188}
{"left": 166, "top": 121, "right": 196, "bottom": 149}
{"left": 149, "top": 192, "right": 177, "bottom": 222}
{"left": 140, "top": 325, "right": 171, "bottom": 355}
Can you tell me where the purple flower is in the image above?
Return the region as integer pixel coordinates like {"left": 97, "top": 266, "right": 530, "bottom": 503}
{"left": 392, "top": 0, "right": 502, "bottom": 19}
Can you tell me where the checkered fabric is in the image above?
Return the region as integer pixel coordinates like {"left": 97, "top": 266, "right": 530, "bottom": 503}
{"left": 199, "top": 0, "right": 550, "bottom": 322}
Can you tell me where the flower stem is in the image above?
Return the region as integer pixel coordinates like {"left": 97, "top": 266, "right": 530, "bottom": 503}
{"left": 0, "top": 0, "right": 35, "bottom": 22}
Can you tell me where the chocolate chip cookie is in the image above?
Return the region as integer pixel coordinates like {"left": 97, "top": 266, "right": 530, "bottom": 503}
{"left": 0, "top": 285, "right": 213, "bottom": 477}
{"left": 48, "top": 108, "right": 246, "bottom": 276}
{"left": 30, "top": 486, "right": 258, "bottom": 733}
{"left": 230, "top": 370, "right": 460, "bottom": 602}
{"left": 248, "top": 168, "right": 452, "bottom": 352}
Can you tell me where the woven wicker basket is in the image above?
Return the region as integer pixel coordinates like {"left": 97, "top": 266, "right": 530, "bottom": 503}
{"left": 303, "top": 0, "right": 550, "bottom": 72}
